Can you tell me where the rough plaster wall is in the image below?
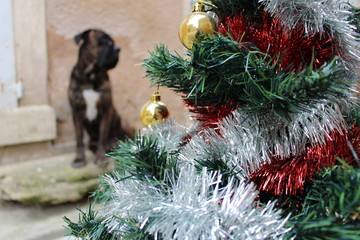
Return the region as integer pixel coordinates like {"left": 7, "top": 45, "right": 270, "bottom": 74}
{"left": 13, "top": 0, "right": 48, "bottom": 106}
{"left": 46, "top": 0, "right": 190, "bottom": 143}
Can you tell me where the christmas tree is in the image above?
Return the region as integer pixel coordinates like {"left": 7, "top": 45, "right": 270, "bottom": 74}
{"left": 64, "top": 0, "right": 360, "bottom": 239}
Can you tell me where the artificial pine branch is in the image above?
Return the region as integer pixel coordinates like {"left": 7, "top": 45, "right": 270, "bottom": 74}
{"left": 106, "top": 134, "right": 178, "bottom": 185}
{"left": 346, "top": 103, "right": 360, "bottom": 127}
{"left": 195, "top": 158, "right": 235, "bottom": 178}
{"left": 349, "top": 4, "right": 360, "bottom": 34}
{"left": 64, "top": 205, "right": 154, "bottom": 240}
{"left": 286, "top": 164, "right": 360, "bottom": 239}
{"left": 144, "top": 34, "right": 348, "bottom": 119}
{"left": 91, "top": 132, "right": 182, "bottom": 203}
{"left": 91, "top": 174, "right": 115, "bottom": 203}
{"left": 107, "top": 217, "right": 155, "bottom": 240}
{"left": 304, "top": 163, "right": 360, "bottom": 222}
{"left": 63, "top": 205, "right": 118, "bottom": 240}
{"left": 209, "top": 0, "right": 262, "bottom": 19}
{"left": 287, "top": 216, "right": 360, "bottom": 240}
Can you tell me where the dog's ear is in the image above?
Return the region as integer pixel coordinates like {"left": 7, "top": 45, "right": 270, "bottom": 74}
{"left": 74, "top": 29, "right": 92, "bottom": 45}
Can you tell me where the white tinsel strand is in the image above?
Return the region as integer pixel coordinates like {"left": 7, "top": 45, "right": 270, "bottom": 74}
{"left": 218, "top": 180, "right": 290, "bottom": 239}
{"left": 101, "top": 165, "right": 290, "bottom": 239}
{"left": 180, "top": 102, "right": 347, "bottom": 179}
{"left": 146, "top": 166, "right": 223, "bottom": 240}
{"left": 260, "top": 0, "right": 345, "bottom": 33}
{"left": 142, "top": 119, "right": 190, "bottom": 155}
{"left": 259, "top": 0, "right": 360, "bottom": 73}
{"left": 101, "top": 172, "right": 170, "bottom": 235}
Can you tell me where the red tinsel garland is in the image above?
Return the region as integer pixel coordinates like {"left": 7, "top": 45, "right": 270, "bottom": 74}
{"left": 250, "top": 126, "right": 360, "bottom": 196}
{"left": 218, "top": 11, "right": 340, "bottom": 71}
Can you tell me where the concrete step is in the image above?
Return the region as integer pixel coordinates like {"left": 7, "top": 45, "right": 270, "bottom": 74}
{"left": 0, "top": 151, "right": 110, "bottom": 205}
{"left": 0, "top": 200, "right": 83, "bottom": 240}
{"left": 0, "top": 152, "right": 110, "bottom": 239}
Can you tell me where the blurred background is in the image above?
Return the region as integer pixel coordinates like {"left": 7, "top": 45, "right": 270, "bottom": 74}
{"left": 0, "top": 0, "right": 359, "bottom": 239}
{"left": 0, "top": 0, "right": 192, "bottom": 166}
{"left": 0, "top": 1, "right": 191, "bottom": 239}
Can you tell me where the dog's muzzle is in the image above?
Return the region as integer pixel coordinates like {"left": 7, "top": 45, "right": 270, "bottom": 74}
{"left": 97, "top": 45, "right": 120, "bottom": 70}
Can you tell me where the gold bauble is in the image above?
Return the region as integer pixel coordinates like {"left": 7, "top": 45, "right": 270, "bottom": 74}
{"left": 179, "top": 1, "right": 217, "bottom": 49}
{"left": 140, "top": 91, "right": 170, "bottom": 126}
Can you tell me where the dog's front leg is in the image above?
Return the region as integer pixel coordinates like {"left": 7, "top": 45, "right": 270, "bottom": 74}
{"left": 72, "top": 109, "right": 87, "bottom": 167}
{"left": 94, "top": 85, "right": 114, "bottom": 167}
{"left": 95, "top": 108, "right": 115, "bottom": 167}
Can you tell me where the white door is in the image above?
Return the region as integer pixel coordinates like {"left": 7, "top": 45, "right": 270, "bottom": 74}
{"left": 0, "top": 0, "right": 20, "bottom": 109}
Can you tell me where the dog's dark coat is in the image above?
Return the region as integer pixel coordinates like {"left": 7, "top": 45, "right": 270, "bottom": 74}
{"left": 69, "top": 29, "right": 128, "bottom": 167}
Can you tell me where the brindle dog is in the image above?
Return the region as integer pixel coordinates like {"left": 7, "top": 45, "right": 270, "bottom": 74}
{"left": 69, "top": 29, "right": 129, "bottom": 168}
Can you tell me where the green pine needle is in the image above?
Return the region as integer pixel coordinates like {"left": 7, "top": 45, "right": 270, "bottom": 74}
{"left": 288, "top": 217, "right": 360, "bottom": 240}
{"left": 63, "top": 204, "right": 118, "bottom": 240}
{"left": 287, "top": 165, "right": 360, "bottom": 240}
{"left": 90, "top": 174, "right": 115, "bottom": 204}
{"left": 304, "top": 165, "right": 360, "bottom": 222}
{"left": 349, "top": 4, "right": 360, "bottom": 34}
{"left": 346, "top": 102, "right": 360, "bottom": 127}
{"left": 112, "top": 217, "right": 155, "bottom": 240}
{"left": 64, "top": 205, "right": 154, "bottom": 240}
{"left": 194, "top": 157, "right": 238, "bottom": 187}
{"left": 107, "top": 134, "right": 178, "bottom": 185}
{"left": 210, "top": 0, "right": 262, "bottom": 19}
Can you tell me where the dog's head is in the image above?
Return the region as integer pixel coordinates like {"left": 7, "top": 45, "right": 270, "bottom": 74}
{"left": 75, "top": 29, "right": 120, "bottom": 70}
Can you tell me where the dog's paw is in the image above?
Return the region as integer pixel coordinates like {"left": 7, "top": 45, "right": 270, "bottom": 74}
{"left": 71, "top": 158, "right": 87, "bottom": 168}
{"left": 94, "top": 155, "right": 109, "bottom": 168}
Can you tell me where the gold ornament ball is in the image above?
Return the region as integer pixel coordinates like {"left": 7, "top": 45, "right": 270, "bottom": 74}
{"left": 140, "top": 91, "right": 170, "bottom": 126}
{"left": 179, "top": 1, "right": 217, "bottom": 49}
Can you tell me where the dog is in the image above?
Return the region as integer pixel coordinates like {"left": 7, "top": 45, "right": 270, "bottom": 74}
{"left": 68, "top": 29, "right": 130, "bottom": 168}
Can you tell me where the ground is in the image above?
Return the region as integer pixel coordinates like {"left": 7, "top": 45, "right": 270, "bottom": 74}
{"left": 0, "top": 200, "right": 83, "bottom": 240}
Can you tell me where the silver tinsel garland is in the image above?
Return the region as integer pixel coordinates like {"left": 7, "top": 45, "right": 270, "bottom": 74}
{"left": 102, "top": 165, "right": 290, "bottom": 239}
{"left": 260, "top": 0, "right": 350, "bottom": 34}
{"left": 180, "top": 102, "right": 348, "bottom": 179}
